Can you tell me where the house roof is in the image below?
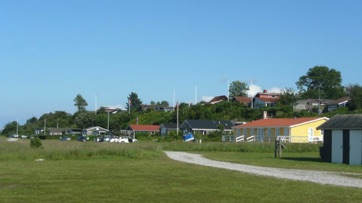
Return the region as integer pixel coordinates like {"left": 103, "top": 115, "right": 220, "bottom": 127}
{"left": 85, "top": 126, "right": 108, "bottom": 131}
{"left": 161, "top": 123, "right": 178, "bottom": 129}
{"left": 182, "top": 119, "right": 234, "bottom": 130}
{"left": 317, "top": 114, "right": 362, "bottom": 130}
{"left": 48, "top": 128, "right": 65, "bottom": 133}
{"left": 233, "top": 96, "right": 251, "bottom": 105}
{"left": 209, "top": 95, "right": 228, "bottom": 104}
{"left": 129, "top": 124, "right": 160, "bottom": 131}
{"left": 329, "top": 97, "right": 350, "bottom": 105}
{"left": 233, "top": 117, "right": 328, "bottom": 128}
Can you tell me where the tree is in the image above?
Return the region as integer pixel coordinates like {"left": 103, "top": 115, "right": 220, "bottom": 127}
{"left": 277, "top": 87, "right": 299, "bottom": 107}
{"left": 345, "top": 84, "right": 362, "bottom": 110}
{"left": 229, "top": 81, "right": 249, "bottom": 98}
{"left": 127, "top": 92, "right": 142, "bottom": 112}
{"left": 74, "top": 111, "right": 95, "bottom": 129}
{"left": 296, "top": 66, "right": 344, "bottom": 100}
{"left": 74, "top": 94, "right": 88, "bottom": 112}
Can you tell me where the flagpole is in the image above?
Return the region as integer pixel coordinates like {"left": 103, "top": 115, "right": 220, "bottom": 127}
{"left": 176, "top": 101, "right": 179, "bottom": 135}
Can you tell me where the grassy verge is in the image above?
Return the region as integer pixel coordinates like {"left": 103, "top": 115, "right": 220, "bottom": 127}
{"left": 0, "top": 138, "right": 361, "bottom": 202}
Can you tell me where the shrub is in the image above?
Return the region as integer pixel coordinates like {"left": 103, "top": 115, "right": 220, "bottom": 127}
{"left": 30, "top": 137, "right": 42, "bottom": 148}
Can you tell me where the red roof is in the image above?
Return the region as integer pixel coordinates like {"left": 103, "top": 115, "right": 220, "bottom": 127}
{"left": 233, "top": 117, "right": 326, "bottom": 128}
{"left": 129, "top": 124, "right": 160, "bottom": 131}
{"left": 234, "top": 96, "right": 252, "bottom": 105}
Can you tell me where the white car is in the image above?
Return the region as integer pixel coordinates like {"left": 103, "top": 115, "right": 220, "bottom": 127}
{"left": 118, "top": 136, "right": 138, "bottom": 143}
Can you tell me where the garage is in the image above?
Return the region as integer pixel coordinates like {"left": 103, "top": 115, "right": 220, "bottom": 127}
{"left": 317, "top": 114, "right": 362, "bottom": 165}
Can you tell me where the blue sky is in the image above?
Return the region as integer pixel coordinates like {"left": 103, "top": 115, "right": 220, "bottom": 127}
{"left": 1, "top": 0, "right": 362, "bottom": 128}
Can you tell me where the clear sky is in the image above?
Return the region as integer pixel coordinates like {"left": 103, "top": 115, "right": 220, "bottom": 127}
{"left": 1, "top": 0, "right": 362, "bottom": 128}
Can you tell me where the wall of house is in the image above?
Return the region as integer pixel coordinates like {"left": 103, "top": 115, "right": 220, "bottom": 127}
{"left": 290, "top": 120, "right": 326, "bottom": 143}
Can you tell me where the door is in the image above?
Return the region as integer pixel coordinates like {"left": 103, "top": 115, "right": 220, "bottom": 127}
{"left": 332, "top": 130, "right": 343, "bottom": 164}
{"left": 343, "top": 130, "right": 350, "bottom": 164}
{"left": 308, "top": 128, "right": 314, "bottom": 143}
{"left": 349, "top": 130, "right": 362, "bottom": 165}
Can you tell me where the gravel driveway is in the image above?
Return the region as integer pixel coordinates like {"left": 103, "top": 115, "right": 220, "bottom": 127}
{"left": 165, "top": 151, "right": 362, "bottom": 189}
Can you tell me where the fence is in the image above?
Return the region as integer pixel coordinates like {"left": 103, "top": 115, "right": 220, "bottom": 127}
{"left": 222, "top": 135, "right": 323, "bottom": 143}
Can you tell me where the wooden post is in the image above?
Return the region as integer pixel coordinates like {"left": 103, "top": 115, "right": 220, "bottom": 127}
{"left": 278, "top": 136, "right": 282, "bottom": 158}
{"left": 274, "top": 139, "right": 278, "bottom": 158}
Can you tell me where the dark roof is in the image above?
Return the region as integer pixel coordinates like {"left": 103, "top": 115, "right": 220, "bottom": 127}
{"left": 182, "top": 119, "right": 234, "bottom": 130}
{"left": 317, "top": 114, "right": 362, "bottom": 130}
{"left": 161, "top": 123, "right": 178, "bottom": 129}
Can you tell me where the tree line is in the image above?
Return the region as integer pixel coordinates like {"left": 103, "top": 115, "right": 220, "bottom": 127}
{"left": 2, "top": 66, "right": 362, "bottom": 136}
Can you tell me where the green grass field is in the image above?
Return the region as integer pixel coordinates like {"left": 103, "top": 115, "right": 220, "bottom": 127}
{"left": 0, "top": 138, "right": 361, "bottom": 202}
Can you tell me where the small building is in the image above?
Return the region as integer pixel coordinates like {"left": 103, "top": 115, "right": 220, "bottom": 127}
{"left": 180, "top": 119, "right": 234, "bottom": 135}
{"left": 233, "top": 117, "right": 328, "bottom": 143}
{"left": 159, "top": 123, "right": 178, "bottom": 136}
{"left": 326, "top": 97, "right": 350, "bottom": 112}
{"left": 48, "top": 128, "right": 66, "bottom": 136}
{"left": 83, "top": 126, "right": 109, "bottom": 136}
{"left": 317, "top": 114, "right": 362, "bottom": 165}
{"left": 208, "top": 95, "right": 228, "bottom": 104}
{"left": 233, "top": 96, "right": 252, "bottom": 107}
{"left": 127, "top": 124, "right": 160, "bottom": 137}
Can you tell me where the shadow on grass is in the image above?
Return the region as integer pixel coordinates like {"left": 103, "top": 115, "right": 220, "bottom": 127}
{"left": 281, "top": 157, "right": 323, "bottom": 163}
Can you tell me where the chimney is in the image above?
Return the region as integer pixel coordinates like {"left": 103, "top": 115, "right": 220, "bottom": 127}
{"left": 263, "top": 111, "right": 268, "bottom": 119}
{"left": 263, "top": 90, "right": 267, "bottom": 93}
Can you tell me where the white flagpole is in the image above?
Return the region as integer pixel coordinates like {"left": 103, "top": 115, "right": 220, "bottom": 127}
{"left": 176, "top": 101, "right": 179, "bottom": 135}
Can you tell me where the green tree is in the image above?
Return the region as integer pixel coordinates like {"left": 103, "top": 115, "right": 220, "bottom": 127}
{"left": 345, "top": 84, "right": 362, "bottom": 110}
{"left": 127, "top": 92, "right": 142, "bottom": 112}
{"left": 74, "top": 94, "right": 88, "bottom": 112}
{"left": 277, "top": 87, "right": 299, "bottom": 107}
{"left": 229, "top": 81, "right": 249, "bottom": 98}
{"left": 1, "top": 121, "right": 18, "bottom": 135}
{"left": 74, "top": 111, "right": 95, "bottom": 129}
{"left": 296, "top": 66, "right": 344, "bottom": 99}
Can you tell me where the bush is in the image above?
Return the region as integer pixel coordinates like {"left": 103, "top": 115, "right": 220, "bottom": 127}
{"left": 30, "top": 137, "right": 42, "bottom": 148}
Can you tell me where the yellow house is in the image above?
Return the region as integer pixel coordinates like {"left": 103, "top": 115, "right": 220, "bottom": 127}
{"left": 233, "top": 117, "right": 329, "bottom": 143}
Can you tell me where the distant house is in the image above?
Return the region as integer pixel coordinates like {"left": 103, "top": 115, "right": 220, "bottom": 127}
{"left": 83, "top": 126, "right": 109, "bottom": 136}
{"left": 141, "top": 105, "right": 174, "bottom": 112}
{"left": 233, "top": 96, "right": 252, "bottom": 107}
{"left": 35, "top": 128, "right": 44, "bottom": 135}
{"left": 233, "top": 117, "right": 328, "bottom": 143}
{"left": 252, "top": 90, "right": 280, "bottom": 108}
{"left": 317, "top": 114, "right": 362, "bottom": 165}
{"left": 326, "top": 97, "right": 350, "bottom": 112}
{"left": 48, "top": 128, "right": 66, "bottom": 136}
{"left": 127, "top": 124, "right": 160, "bottom": 137}
{"left": 293, "top": 99, "right": 334, "bottom": 113}
{"left": 253, "top": 97, "right": 279, "bottom": 108}
{"left": 180, "top": 119, "right": 234, "bottom": 135}
{"left": 159, "top": 123, "right": 178, "bottom": 136}
{"left": 67, "top": 128, "right": 82, "bottom": 135}
{"left": 208, "top": 95, "right": 228, "bottom": 104}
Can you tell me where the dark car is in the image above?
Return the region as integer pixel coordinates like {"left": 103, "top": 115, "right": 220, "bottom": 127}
{"left": 59, "top": 136, "right": 71, "bottom": 141}
{"left": 77, "top": 136, "right": 87, "bottom": 142}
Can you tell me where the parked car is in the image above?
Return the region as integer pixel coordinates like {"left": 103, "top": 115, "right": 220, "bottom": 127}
{"left": 109, "top": 136, "right": 120, "bottom": 143}
{"left": 59, "top": 136, "right": 71, "bottom": 141}
{"left": 77, "top": 136, "right": 87, "bottom": 142}
{"left": 119, "top": 136, "right": 138, "bottom": 143}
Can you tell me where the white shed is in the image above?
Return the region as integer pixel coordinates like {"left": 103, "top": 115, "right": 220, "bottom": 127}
{"left": 317, "top": 114, "right": 362, "bottom": 165}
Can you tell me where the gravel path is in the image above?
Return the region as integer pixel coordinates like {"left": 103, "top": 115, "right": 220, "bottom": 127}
{"left": 165, "top": 151, "right": 362, "bottom": 189}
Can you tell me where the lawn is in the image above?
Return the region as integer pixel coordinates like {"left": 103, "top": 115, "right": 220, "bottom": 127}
{"left": 0, "top": 138, "right": 361, "bottom": 202}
